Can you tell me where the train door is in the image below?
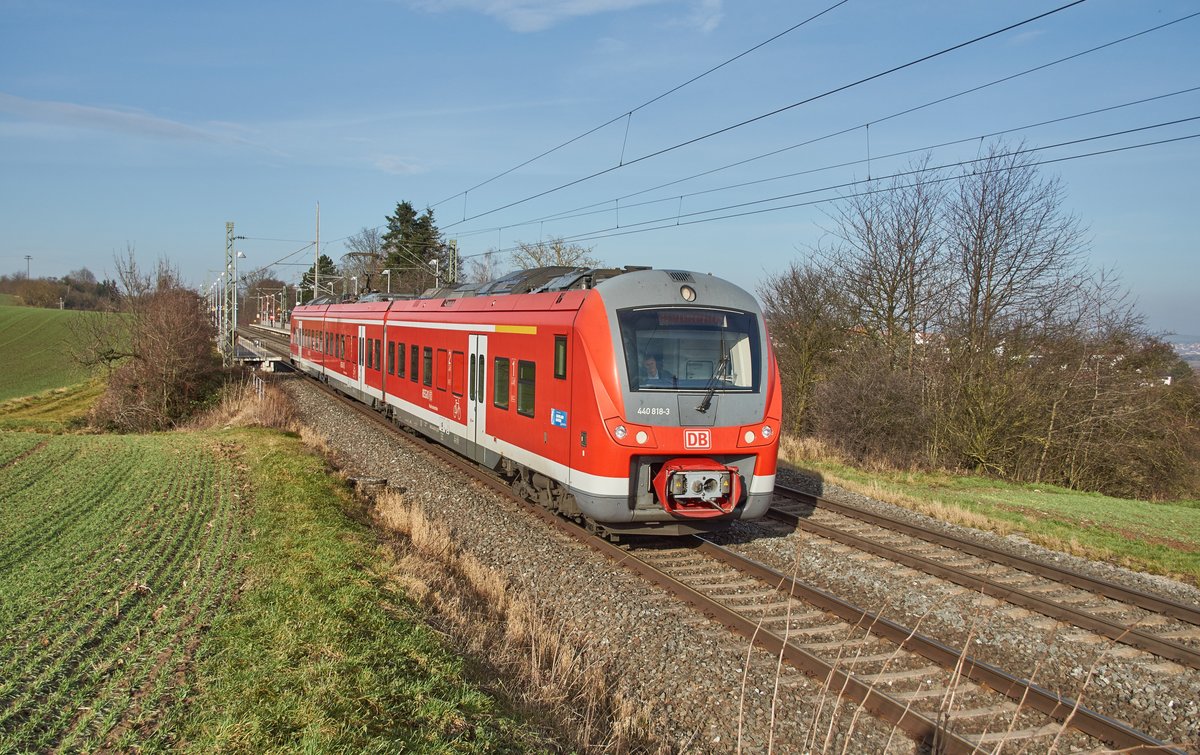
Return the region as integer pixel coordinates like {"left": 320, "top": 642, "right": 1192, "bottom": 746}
{"left": 356, "top": 324, "right": 366, "bottom": 394}
{"left": 467, "top": 334, "right": 488, "bottom": 463}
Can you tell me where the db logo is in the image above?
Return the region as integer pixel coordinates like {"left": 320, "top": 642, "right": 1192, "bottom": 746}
{"left": 684, "top": 430, "right": 711, "bottom": 450}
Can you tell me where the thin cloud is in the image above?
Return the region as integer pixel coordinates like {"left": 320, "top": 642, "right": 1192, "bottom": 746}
{"left": 409, "top": 0, "right": 670, "bottom": 32}
{"left": 1011, "top": 29, "right": 1047, "bottom": 46}
{"left": 0, "top": 92, "right": 257, "bottom": 147}
{"left": 683, "top": 0, "right": 722, "bottom": 33}
{"left": 373, "top": 155, "right": 427, "bottom": 175}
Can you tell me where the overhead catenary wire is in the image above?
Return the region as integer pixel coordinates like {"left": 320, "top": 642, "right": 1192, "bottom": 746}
{"left": 453, "top": 88, "right": 1200, "bottom": 235}
{"left": 483, "top": 11, "right": 1200, "bottom": 235}
{"left": 427, "top": 0, "right": 854, "bottom": 213}
{"left": 317, "top": 9, "right": 1195, "bottom": 255}
{"left": 441, "top": 0, "right": 1090, "bottom": 230}
{"left": 300, "top": 4, "right": 1196, "bottom": 291}
{"left": 557, "top": 129, "right": 1200, "bottom": 246}
{"left": 448, "top": 84, "right": 1200, "bottom": 240}
{"left": 448, "top": 125, "right": 1198, "bottom": 260}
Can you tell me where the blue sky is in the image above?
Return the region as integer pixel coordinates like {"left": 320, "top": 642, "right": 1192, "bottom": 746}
{"left": 2, "top": 0, "right": 1197, "bottom": 334}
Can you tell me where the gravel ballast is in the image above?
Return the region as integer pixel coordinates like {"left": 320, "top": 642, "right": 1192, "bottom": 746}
{"left": 282, "top": 375, "right": 1197, "bottom": 751}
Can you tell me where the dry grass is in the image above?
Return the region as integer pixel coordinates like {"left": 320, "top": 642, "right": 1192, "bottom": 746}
{"left": 190, "top": 375, "right": 299, "bottom": 433}
{"left": 779, "top": 434, "right": 846, "bottom": 467}
{"left": 370, "top": 490, "right": 662, "bottom": 753}
{"left": 780, "top": 433, "right": 1016, "bottom": 537}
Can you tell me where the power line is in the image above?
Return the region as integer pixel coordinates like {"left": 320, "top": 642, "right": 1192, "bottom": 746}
{"left": 445, "top": 125, "right": 1195, "bottom": 258}
{"left": 560, "top": 129, "right": 1200, "bottom": 245}
{"left": 443, "top": 0, "right": 1089, "bottom": 229}
{"left": 428, "top": 0, "right": 853, "bottom": 212}
{"left": 475, "top": 13, "right": 1200, "bottom": 237}
{"left": 309, "top": 4, "right": 1196, "bottom": 274}
{"left": 535, "top": 89, "right": 1200, "bottom": 230}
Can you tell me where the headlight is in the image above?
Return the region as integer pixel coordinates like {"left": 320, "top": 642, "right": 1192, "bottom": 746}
{"left": 614, "top": 425, "right": 627, "bottom": 440}
{"left": 635, "top": 431, "right": 648, "bottom": 445}
{"left": 761, "top": 425, "right": 773, "bottom": 439}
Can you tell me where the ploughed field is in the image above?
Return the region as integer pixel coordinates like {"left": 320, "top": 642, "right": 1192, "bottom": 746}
{"left": 0, "top": 431, "right": 243, "bottom": 750}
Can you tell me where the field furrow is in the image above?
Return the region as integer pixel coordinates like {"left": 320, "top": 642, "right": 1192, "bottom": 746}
{"left": 0, "top": 433, "right": 245, "bottom": 750}
{"left": 63, "top": 462, "right": 245, "bottom": 750}
{"left": 0, "top": 440, "right": 169, "bottom": 657}
{"left": 0, "top": 445, "right": 216, "bottom": 700}
{"left": 0, "top": 433, "right": 46, "bottom": 468}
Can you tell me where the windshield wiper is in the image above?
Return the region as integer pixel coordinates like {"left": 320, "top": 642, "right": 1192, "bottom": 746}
{"left": 695, "top": 354, "right": 729, "bottom": 414}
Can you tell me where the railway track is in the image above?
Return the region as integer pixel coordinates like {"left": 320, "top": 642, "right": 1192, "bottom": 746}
{"left": 238, "top": 325, "right": 1184, "bottom": 752}
{"left": 767, "top": 487, "right": 1200, "bottom": 672}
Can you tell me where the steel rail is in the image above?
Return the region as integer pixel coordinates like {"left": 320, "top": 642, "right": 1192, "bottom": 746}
{"left": 776, "top": 484, "right": 1200, "bottom": 626}
{"left": 766, "top": 503, "right": 1200, "bottom": 670}
{"left": 692, "top": 538, "right": 1179, "bottom": 754}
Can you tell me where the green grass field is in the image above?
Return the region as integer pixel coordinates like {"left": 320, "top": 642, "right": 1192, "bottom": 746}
{"left": 781, "top": 442, "right": 1200, "bottom": 584}
{"left": 0, "top": 428, "right": 547, "bottom": 752}
{"left": 0, "top": 304, "right": 96, "bottom": 401}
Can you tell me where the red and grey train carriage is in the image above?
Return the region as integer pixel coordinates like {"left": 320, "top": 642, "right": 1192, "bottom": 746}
{"left": 290, "top": 266, "right": 781, "bottom": 536}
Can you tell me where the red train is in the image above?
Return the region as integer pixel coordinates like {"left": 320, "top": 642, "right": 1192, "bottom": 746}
{"left": 290, "top": 266, "right": 781, "bottom": 536}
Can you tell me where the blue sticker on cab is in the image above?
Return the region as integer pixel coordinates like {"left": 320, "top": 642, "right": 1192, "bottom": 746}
{"left": 550, "top": 409, "right": 567, "bottom": 428}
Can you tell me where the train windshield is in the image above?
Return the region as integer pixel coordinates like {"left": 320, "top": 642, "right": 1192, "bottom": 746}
{"left": 618, "top": 308, "right": 761, "bottom": 392}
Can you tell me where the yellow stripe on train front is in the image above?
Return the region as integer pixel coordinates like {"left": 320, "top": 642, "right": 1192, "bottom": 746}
{"left": 494, "top": 325, "right": 537, "bottom": 334}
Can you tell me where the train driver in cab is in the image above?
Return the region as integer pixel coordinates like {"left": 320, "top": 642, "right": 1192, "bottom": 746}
{"left": 641, "top": 352, "right": 675, "bottom": 386}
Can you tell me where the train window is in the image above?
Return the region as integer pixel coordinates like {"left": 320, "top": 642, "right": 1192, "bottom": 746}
{"left": 554, "top": 335, "right": 567, "bottom": 380}
{"left": 387, "top": 342, "right": 395, "bottom": 375}
{"left": 493, "top": 358, "right": 509, "bottom": 410}
{"left": 374, "top": 339, "right": 381, "bottom": 371}
{"left": 468, "top": 354, "right": 476, "bottom": 401}
{"left": 366, "top": 339, "right": 373, "bottom": 369}
{"left": 477, "top": 354, "right": 485, "bottom": 403}
{"left": 436, "top": 348, "right": 448, "bottom": 391}
{"left": 517, "top": 360, "right": 535, "bottom": 418}
{"left": 423, "top": 347, "right": 433, "bottom": 387}
{"left": 617, "top": 307, "right": 761, "bottom": 392}
{"left": 451, "top": 351, "right": 465, "bottom": 397}
{"left": 397, "top": 342, "right": 406, "bottom": 378}
{"left": 410, "top": 345, "right": 419, "bottom": 382}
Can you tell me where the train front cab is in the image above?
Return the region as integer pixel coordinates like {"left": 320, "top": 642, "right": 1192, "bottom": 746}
{"left": 568, "top": 270, "right": 781, "bottom": 536}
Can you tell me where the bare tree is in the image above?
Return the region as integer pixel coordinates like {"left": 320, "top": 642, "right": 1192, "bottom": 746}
{"left": 73, "top": 248, "right": 221, "bottom": 431}
{"left": 510, "top": 237, "right": 602, "bottom": 269}
{"left": 758, "top": 259, "right": 850, "bottom": 433}
{"left": 766, "top": 140, "right": 1200, "bottom": 499}
{"left": 944, "top": 142, "right": 1086, "bottom": 352}
{"left": 820, "top": 158, "right": 948, "bottom": 372}
{"left": 343, "top": 226, "right": 384, "bottom": 292}
{"left": 465, "top": 248, "right": 505, "bottom": 284}
{"left": 237, "top": 266, "right": 278, "bottom": 325}
{"left": 937, "top": 141, "right": 1088, "bottom": 474}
